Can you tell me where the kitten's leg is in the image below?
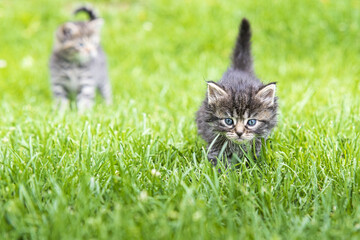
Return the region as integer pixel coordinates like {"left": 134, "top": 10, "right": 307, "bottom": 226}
{"left": 207, "top": 153, "right": 222, "bottom": 174}
{"left": 77, "top": 85, "right": 96, "bottom": 113}
{"left": 253, "top": 138, "right": 263, "bottom": 159}
{"left": 224, "top": 154, "right": 232, "bottom": 169}
{"left": 242, "top": 139, "right": 262, "bottom": 161}
{"left": 98, "top": 79, "right": 112, "bottom": 105}
{"left": 207, "top": 147, "right": 221, "bottom": 166}
{"left": 52, "top": 83, "right": 69, "bottom": 112}
{"left": 208, "top": 149, "right": 232, "bottom": 170}
{"left": 208, "top": 156, "right": 218, "bottom": 167}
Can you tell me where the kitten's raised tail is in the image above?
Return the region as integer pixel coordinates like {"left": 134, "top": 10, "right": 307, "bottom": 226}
{"left": 74, "top": 6, "right": 98, "bottom": 21}
{"left": 232, "top": 18, "right": 253, "bottom": 73}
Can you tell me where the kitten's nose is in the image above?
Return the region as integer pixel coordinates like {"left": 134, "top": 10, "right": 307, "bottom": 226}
{"left": 236, "top": 131, "right": 243, "bottom": 137}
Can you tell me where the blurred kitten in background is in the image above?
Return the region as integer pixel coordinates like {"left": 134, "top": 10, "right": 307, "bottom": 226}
{"left": 49, "top": 6, "right": 112, "bottom": 112}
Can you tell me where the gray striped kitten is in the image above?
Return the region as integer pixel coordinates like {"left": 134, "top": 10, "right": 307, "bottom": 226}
{"left": 49, "top": 7, "right": 112, "bottom": 112}
{"left": 196, "top": 19, "right": 278, "bottom": 167}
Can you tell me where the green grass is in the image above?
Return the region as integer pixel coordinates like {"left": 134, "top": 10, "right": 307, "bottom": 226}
{"left": 1, "top": 0, "right": 360, "bottom": 239}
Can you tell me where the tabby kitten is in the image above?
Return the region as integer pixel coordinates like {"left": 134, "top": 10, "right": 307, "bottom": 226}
{"left": 49, "top": 6, "right": 112, "bottom": 112}
{"left": 196, "top": 18, "right": 278, "bottom": 167}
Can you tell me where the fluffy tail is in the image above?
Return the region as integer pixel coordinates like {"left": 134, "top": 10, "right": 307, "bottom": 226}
{"left": 74, "top": 6, "right": 98, "bottom": 20}
{"left": 231, "top": 18, "right": 253, "bottom": 73}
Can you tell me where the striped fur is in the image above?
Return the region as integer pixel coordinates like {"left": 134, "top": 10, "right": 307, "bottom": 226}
{"left": 49, "top": 6, "right": 112, "bottom": 112}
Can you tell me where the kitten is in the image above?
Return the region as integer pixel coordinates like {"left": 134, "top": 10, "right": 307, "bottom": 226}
{"left": 196, "top": 18, "right": 278, "bottom": 167}
{"left": 49, "top": 6, "right": 112, "bottom": 112}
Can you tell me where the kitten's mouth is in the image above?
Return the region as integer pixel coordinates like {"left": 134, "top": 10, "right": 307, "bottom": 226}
{"left": 76, "top": 54, "right": 92, "bottom": 63}
{"left": 226, "top": 135, "right": 253, "bottom": 144}
{"left": 232, "top": 138, "right": 248, "bottom": 144}
{"left": 225, "top": 136, "right": 246, "bottom": 144}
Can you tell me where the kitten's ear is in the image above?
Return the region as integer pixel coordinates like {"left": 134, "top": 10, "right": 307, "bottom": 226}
{"left": 207, "top": 81, "right": 228, "bottom": 105}
{"left": 89, "top": 18, "right": 104, "bottom": 32}
{"left": 255, "top": 83, "right": 276, "bottom": 107}
{"left": 57, "top": 23, "right": 78, "bottom": 40}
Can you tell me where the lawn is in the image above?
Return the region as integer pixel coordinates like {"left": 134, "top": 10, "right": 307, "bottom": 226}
{"left": 0, "top": 0, "right": 360, "bottom": 239}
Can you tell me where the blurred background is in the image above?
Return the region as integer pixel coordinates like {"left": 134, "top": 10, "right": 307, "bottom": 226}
{"left": 0, "top": 1, "right": 359, "bottom": 238}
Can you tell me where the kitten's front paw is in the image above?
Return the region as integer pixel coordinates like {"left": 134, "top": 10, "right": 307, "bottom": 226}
{"left": 105, "top": 98, "right": 113, "bottom": 106}
{"left": 208, "top": 157, "right": 218, "bottom": 167}
{"left": 55, "top": 98, "right": 70, "bottom": 113}
{"left": 77, "top": 99, "right": 94, "bottom": 113}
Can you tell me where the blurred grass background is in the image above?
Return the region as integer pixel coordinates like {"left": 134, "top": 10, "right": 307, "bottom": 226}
{"left": 0, "top": 0, "right": 360, "bottom": 239}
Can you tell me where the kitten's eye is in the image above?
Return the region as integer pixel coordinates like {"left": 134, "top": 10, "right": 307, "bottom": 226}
{"left": 247, "top": 119, "right": 257, "bottom": 126}
{"left": 224, "top": 118, "right": 234, "bottom": 126}
{"left": 78, "top": 42, "right": 84, "bottom": 47}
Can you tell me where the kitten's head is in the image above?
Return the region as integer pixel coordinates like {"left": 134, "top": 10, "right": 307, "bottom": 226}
{"left": 206, "top": 81, "right": 277, "bottom": 143}
{"left": 54, "top": 18, "right": 103, "bottom": 63}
